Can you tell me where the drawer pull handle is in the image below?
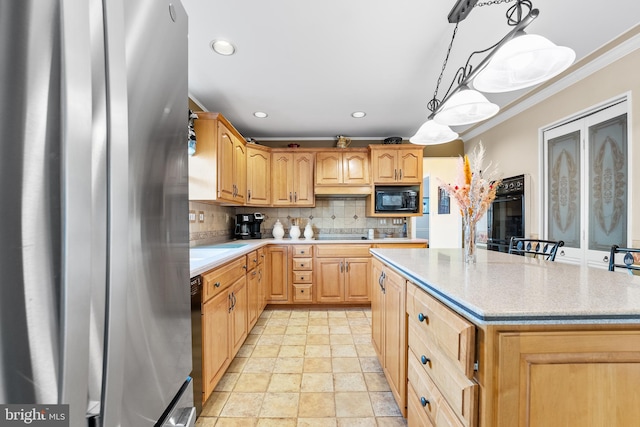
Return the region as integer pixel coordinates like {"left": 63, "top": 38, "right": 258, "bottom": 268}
{"left": 420, "top": 397, "right": 429, "bottom": 407}
{"left": 300, "top": 289, "right": 304, "bottom": 293}
{"left": 421, "top": 355, "right": 430, "bottom": 365}
{"left": 215, "top": 282, "right": 221, "bottom": 288}
{"left": 301, "top": 250, "right": 305, "bottom": 254}
{"left": 243, "top": 265, "right": 247, "bottom": 270}
{"left": 417, "top": 313, "right": 427, "bottom": 322}
{"left": 300, "top": 264, "right": 305, "bottom": 267}
{"left": 301, "top": 276, "right": 305, "bottom": 280}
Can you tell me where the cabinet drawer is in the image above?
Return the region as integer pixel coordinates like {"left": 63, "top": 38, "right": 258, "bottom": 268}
{"left": 292, "top": 245, "right": 313, "bottom": 257}
{"left": 293, "top": 258, "right": 313, "bottom": 270}
{"left": 256, "top": 247, "right": 265, "bottom": 265}
{"left": 315, "top": 244, "right": 371, "bottom": 258}
{"left": 293, "top": 284, "right": 313, "bottom": 302}
{"left": 292, "top": 271, "right": 313, "bottom": 283}
{"left": 246, "top": 250, "right": 259, "bottom": 271}
{"left": 409, "top": 323, "right": 477, "bottom": 425}
{"left": 202, "top": 257, "right": 246, "bottom": 302}
{"left": 407, "top": 383, "right": 435, "bottom": 427}
{"left": 407, "top": 283, "right": 475, "bottom": 378}
{"left": 408, "top": 355, "right": 469, "bottom": 427}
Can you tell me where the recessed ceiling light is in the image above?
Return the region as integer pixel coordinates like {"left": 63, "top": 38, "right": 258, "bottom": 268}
{"left": 253, "top": 111, "right": 268, "bottom": 118}
{"left": 351, "top": 111, "right": 366, "bottom": 118}
{"left": 210, "top": 40, "right": 236, "bottom": 56}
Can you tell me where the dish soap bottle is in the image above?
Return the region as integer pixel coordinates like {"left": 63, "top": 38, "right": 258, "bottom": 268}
{"left": 272, "top": 219, "right": 284, "bottom": 240}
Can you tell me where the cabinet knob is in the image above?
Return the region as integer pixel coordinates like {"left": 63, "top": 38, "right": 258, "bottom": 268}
{"left": 215, "top": 282, "right": 221, "bottom": 288}
{"left": 417, "top": 313, "right": 427, "bottom": 322}
{"left": 300, "top": 276, "right": 305, "bottom": 280}
{"left": 301, "top": 250, "right": 305, "bottom": 254}
{"left": 243, "top": 265, "right": 247, "bottom": 270}
{"left": 300, "top": 263, "right": 305, "bottom": 267}
{"left": 420, "top": 397, "right": 429, "bottom": 407}
{"left": 421, "top": 355, "right": 430, "bottom": 365}
{"left": 300, "top": 289, "right": 304, "bottom": 293}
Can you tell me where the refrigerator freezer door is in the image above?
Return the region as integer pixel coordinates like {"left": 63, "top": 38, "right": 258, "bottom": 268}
{"left": 0, "top": 0, "right": 93, "bottom": 423}
{"left": 100, "top": 0, "right": 192, "bottom": 425}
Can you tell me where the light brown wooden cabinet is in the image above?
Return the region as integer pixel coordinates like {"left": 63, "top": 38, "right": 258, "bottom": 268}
{"left": 291, "top": 245, "right": 313, "bottom": 303}
{"left": 271, "top": 151, "right": 315, "bottom": 206}
{"left": 189, "top": 112, "right": 246, "bottom": 204}
{"left": 265, "top": 245, "right": 289, "bottom": 302}
{"left": 315, "top": 149, "right": 370, "bottom": 195}
{"left": 406, "top": 282, "right": 477, "bottom": 427}
{"left": 370, "top": 145, "right": 423, "bottom": 184}
{"left": 246, "top": 145, "right": 270, "bottom": 206}
{"left": 371, "top": 257, "right": 407, "bottom": 416}
{"left": 200, "top": 256, "right": 248, "bottom": 404}
{"left": 315, "top": 244, "right": 371, "bottom": 303}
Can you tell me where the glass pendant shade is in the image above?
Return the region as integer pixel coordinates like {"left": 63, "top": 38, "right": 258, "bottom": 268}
{"left": 434, "top": 87, "right": 499, "bottom": 126}
{"left": 473, "top": 32, "right": 576, "bottom": 93}
{"left": 409, "top": 120, "right": 459, "bottom": 145}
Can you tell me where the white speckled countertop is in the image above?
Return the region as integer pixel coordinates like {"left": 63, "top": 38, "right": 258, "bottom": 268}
{"left": 190, "top": 238, "right": 427, "bottom": 277}
{"left": 370, "top": 248, "right": 640, "bottom": 325}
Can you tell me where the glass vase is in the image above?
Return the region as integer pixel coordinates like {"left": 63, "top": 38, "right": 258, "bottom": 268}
{"left": 464, "top": 220, "right": 477, "bottom": 264}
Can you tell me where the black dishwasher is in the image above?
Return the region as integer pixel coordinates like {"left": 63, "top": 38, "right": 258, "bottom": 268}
{"left": 190, "top": 275, "right": 203, "bottom": 416}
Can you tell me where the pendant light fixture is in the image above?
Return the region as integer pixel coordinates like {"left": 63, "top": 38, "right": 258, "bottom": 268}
{"left": 410, "top": 0, "right": 575, "bottom": 146}
{"left": 409, "top": 120, "right": 459, "bottom": 145}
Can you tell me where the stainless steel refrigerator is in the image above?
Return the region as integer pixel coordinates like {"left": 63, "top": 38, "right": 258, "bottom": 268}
{"left": 0, "top": 0, "right": 194, "bottom": 426}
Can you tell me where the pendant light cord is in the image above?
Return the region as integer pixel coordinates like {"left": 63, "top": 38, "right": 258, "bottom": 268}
{"left": 428, "top": 22, "right": 459, "bottom": 113}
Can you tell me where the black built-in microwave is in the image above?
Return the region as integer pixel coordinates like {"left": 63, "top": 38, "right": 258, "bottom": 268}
{"left": 374, "top": 186, "right": 419, "bottom": 213}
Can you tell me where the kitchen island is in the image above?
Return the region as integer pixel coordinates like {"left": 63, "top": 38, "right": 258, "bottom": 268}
{"left": 370, "top": 248, "right": 640, "bottom": 427}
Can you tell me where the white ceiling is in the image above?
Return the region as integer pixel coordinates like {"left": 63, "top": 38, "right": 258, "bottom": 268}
{"left": 182, "top": 0, "right": 640, "bottom": 141}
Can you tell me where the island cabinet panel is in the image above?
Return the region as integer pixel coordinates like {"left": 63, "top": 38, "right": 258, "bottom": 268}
{"left": 494, "top": 330, "right": 640, "bottom": 427}
{"left": 371, "top": 257, "right": 407, "bottom": 416}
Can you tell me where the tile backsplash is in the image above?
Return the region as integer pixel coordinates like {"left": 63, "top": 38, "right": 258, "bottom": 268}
{"left": 189, "top": 198, "right": 407, "bottom": 245}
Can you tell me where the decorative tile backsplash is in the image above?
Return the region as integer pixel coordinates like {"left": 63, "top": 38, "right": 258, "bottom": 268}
{"left": 189, "top": 198, "right": 407, "bottom": 244}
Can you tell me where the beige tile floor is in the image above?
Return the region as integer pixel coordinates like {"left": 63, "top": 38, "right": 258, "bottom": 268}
{"left": 196, "top": 307, "right": 407, "bottom": 427}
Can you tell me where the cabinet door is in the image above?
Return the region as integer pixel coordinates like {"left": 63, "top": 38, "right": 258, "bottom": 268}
{"left": 247, "top": 268, "right": 259, "bottom": 329}
{"left": 344, "top": 257, "right": 371, "bottom": 302}
{"left": 316, "top": 152, "right": 343, "bottom": 185}
{"left": 398, "top": 149, "right": 422, "bottom": 183}
{"left": 496, "top": 330, "right": 640, "bottom": 427}
{"left": 371, "top": 149, "right": 398, "bottom": 183}
{"left": 383, "top": 268, "right": 407, "bottom": 415}
{"left": 315, "top": 258, "right": 345, "bottom": 303}
{"left": 233, "top": 136, "right": 247, "bottom": 203}
{"left": 247, "top": 146, "right": 270, "bottom": 205}
{"left": 258, "top": 264, "right": 267, "bottom": 313}
{"left": 217, "top": 122, "right": 236, "bottom": 202}
{"left": 343, "top": 151, "right": 370, "bottom": 185}
{"left": 271, "top": 153, "right": 294, "bottom": 205}
{"left": 371, "top": 259, "right": 384, "bottom": 360}
{"left": 293, "top": 152, "right": 315, "bottom": 206}
{"left": 266, "top": 245, "right": 289, "bottom": 301}
{"left": 202, "top": 290, "right": 231, "bottom": 403}
{"left": 229, "top": 276, "right": 247, "bottom": 357}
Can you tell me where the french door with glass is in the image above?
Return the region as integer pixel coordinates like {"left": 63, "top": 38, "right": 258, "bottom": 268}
{"left": 543, "top": 100, "right": 629, "bottom": 267}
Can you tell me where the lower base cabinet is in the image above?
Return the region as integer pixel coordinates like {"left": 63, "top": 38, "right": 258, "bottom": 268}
{"left": 266, "top": 245, "right": 289, "bottom": 302}
{"left": 201, "top": 258, "right": 248, "bottom": 404}
{"left": 371, "top": 257, "right": 407, "bottom": 417}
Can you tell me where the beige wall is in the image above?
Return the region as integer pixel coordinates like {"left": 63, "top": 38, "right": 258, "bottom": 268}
{"left": 466, "top": 45, "right": 640, "bottom": 244}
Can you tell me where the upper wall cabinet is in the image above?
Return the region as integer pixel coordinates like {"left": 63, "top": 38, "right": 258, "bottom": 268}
{"left": 246, "top": 144, "right": 271, "bottom": 206}
{"left": 189, "top": 112, "right": 247, "bottom": 205}
{"left": 271, "top": 151, "right": 315, "bottom": 206}
{"left": 315, "top": 149, "right": 371, "bottom": 195}
{"left": 370, "top": 145, "right": 423, "bottom": 184}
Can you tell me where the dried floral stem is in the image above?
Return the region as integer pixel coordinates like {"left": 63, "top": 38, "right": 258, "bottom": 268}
{"left": 438, "top": 142, "right": 502, "bottom": 225}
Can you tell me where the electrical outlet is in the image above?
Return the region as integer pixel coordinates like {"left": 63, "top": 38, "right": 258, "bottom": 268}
{"left": 189, "top": 210, "right": 196, "bottom": 223}
{"left": 198, "top": 211, "right": 205, "bottom": 223}
{"left": 379, "top": 219, "right": 387, "bottom": 225}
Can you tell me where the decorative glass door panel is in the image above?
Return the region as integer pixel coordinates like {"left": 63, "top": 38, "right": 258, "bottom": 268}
{"left": 588, "top": 114, "right": 627, "bottom": 251}
{"left": 543, "top": 100, "right": 628, "bottom": 267}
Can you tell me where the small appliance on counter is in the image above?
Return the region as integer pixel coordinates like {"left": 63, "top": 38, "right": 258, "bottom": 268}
{"left": 235, "top": 213, "right": 265, "bottom": 239}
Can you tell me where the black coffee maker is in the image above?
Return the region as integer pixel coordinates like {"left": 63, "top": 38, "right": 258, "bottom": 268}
{"left": 235, "top": 213, "right": 264, "bottom": 239}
